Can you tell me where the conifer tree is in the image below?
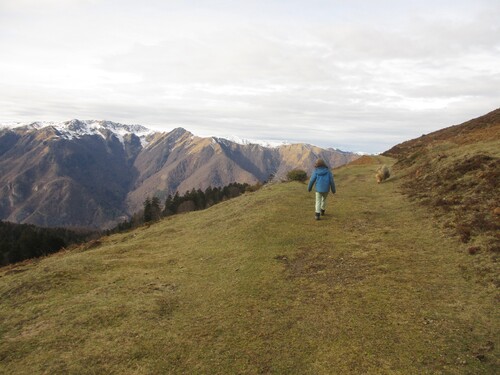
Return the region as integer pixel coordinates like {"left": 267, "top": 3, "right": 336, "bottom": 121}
{"left": 143, "top": 197, "right": 153, "bottom": 223}
{"left": 195, "top": 188, "right": 206, "bottom": 209}
{"left": 172, "top": 192, "right": 181, "bottom": 213}
{"left": 151, "top": 196, "right": 162, "bottom": 221}
{"left": 163, "top": 194, "right": 174, "bottom": 216}
{"left": 204, "top": 186, "right": 214, "bottom": 206}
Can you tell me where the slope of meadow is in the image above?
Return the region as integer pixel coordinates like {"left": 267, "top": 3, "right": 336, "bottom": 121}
{"left": 384, "top": 108, "right": 500, "bottom": 287}
{"left": 0, "top": 156, "right": 498, "bottom": 374}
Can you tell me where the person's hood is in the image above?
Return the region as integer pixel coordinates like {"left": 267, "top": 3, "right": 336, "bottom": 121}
{"left": 316, "top": 167, "right": 329, "bottom": 176}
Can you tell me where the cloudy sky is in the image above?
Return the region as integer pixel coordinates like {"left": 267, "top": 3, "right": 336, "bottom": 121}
{"left": 1, "top": 0, "right": 499, "bottom": 153}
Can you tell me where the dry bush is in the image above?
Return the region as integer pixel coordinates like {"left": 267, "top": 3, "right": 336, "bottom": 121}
{"left": 245, "top": 182, "right": 263, "bottom": 192}
{"left": 287, "top": 169, "right": 308, "bottom": 182}
{"left": 375, "top": 165, "right": 391, "bottom": 183}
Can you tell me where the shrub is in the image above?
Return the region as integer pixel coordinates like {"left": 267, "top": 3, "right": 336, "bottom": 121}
{"left": 287, "top": 169, "right": 308, "bottom": 182}
{"left": 245, "top": 182, "right": 263, "bottom": 192}
{"left": 375, "top": 165, "right": 391, "bottom": 183}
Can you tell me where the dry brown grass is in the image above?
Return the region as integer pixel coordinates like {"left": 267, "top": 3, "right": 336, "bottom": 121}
{"left": 383, "top": 109, "right": 500, "bottom": 288}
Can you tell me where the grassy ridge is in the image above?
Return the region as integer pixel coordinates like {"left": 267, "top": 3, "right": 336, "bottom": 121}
{"left": 384, "top": 109, "right": 499, "bottom": 288}
{"left": 0, "top": 157, "right": 498, "bottom": 374}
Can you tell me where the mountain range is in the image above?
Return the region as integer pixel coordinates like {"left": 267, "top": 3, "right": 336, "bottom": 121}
{"left": 0, "top": 120, "right": 359, "bottom": 228}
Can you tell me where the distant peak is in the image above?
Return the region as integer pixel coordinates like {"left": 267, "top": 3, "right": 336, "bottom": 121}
{"left": 216, "top": 135, "right": 290, "bottom": 148}
{"left": 170, "top": 127, "right": 188, "bottom": 134}
{"left": 67, "top": 119, "right": 83, "bottom": 125}
{"left": 93, "top": 120, "right": 151, "bottom": 134}
{"left": 61, "top": 119, "right": 152, "bottom": 134}
{"left": 168, "top": 127, "right": 193, "bottom": 140}
{"left": 64, "top": 119, "right": 88, "bottom": 132}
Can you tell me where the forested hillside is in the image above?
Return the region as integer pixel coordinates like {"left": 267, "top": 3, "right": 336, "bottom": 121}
{"left": 0, "top": 222, "right": 92, "bottom": 266}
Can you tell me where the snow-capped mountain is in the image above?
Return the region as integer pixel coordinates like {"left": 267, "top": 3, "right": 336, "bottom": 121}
{"left": 0, "top": 120, "right": 360, "bottom": 228}
{"left": 6, "top": 119, "right": 154, "bottom": 146}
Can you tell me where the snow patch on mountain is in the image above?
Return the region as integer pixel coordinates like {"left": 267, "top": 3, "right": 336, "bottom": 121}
{"left": 218, "top": 135, "right": 290, "bottom": 148}
{"left": 0, "top": 122, "right": 23, "bottom": 129}
{"left": 1, "top": 119, "right": 154, "bottom": 147}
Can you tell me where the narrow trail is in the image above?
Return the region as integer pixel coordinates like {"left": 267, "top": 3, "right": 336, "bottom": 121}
{"left": 275, "top": 156, "right": 498, "bottom": 373}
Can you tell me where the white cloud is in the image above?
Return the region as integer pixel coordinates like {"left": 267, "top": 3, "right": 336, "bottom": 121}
{"left": 0, "top": 0, "right": 499, "bottom": 153}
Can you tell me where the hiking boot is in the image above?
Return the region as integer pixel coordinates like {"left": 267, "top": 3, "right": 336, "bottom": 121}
{"left": 315, "top": 213, "right": 321, "bottom": 220}
{"left": 321, "top": 209, "right": 325, "bottom": 216}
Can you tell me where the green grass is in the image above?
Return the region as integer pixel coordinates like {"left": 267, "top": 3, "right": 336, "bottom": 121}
{"left": 1, "top": 156, "right": 498, "bottom": 374}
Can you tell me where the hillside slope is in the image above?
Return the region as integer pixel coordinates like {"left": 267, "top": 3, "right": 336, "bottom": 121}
{"left": 0, "top": 158, "right": 498, "bottom": 374}
{"left": 384, "top": 108, "right": 499, "bottom": 268}
{"left": 384, "top": 108, "right": 500, "bottom": 158}
{"left": 0, "top": 125, "right": 137, "bottom": 228}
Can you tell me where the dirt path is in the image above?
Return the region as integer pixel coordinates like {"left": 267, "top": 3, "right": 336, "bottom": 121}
{"left": 278, "top": 156, "right": 498, "bottom": 373}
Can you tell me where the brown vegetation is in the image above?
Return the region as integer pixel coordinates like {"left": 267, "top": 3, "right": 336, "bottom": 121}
{"left": 375, "top": 165, "right": 390, "bottom": 183}
{"left": 384, "top": 108, "right": 500, "bottom": 160}
{"left": 383, "top": 108, "right": 500, "bottom": 278}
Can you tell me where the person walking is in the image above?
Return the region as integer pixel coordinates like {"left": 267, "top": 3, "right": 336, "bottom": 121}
{"left": 308, "top": 159, "right": 336, "bottom": 220}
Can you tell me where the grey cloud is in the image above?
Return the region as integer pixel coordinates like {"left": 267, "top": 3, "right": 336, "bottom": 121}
{"left": 1, "top": 0, "right": 498, "bottom": 154}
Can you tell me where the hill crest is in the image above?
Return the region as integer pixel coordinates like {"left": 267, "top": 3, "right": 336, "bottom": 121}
{"left": 384, "top": 108, "right": 500, "bottom": 158}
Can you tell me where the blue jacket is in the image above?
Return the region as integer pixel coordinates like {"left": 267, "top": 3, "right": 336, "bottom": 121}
{"left": 308, "top": 167, "right": 336, "bottom": 193}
